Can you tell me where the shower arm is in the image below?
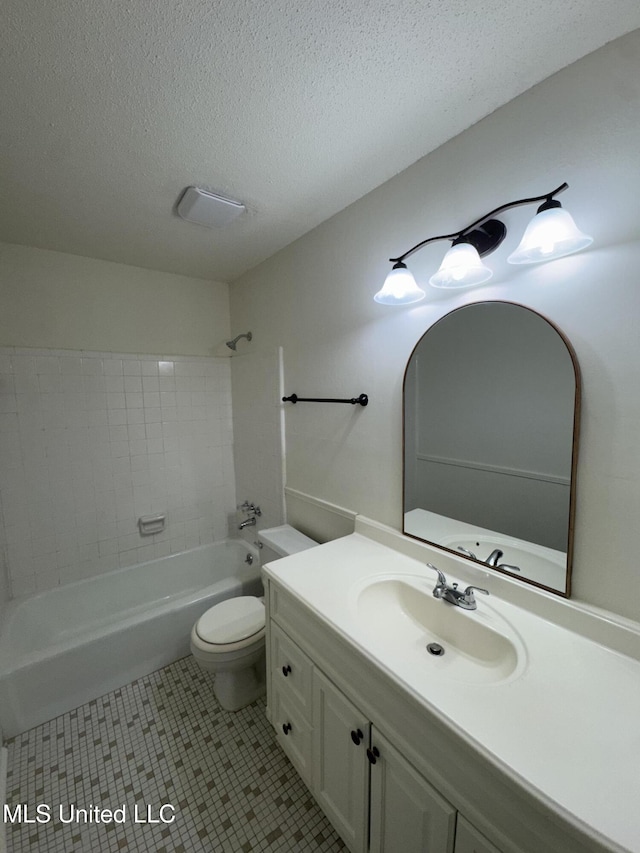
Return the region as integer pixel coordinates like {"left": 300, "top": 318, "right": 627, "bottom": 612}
{"left": 226, "top": 331, "right": 253, "bottom": 350}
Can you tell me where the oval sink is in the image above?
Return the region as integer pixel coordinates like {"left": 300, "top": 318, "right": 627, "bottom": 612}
{"left": 355, "top": 576, "right": 523, "bottom": 685}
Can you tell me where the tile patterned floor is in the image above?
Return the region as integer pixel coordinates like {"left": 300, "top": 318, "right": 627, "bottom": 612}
{"left": 4, "top": 657, "right": 346, "bottom": 853}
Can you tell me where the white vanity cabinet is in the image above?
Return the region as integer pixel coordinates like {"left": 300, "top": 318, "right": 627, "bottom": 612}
{"left": 268, "top": 583, "right": 461, "bottom": 853}
{"left": 263, "top": 526, "right": 640, "bottom": 853}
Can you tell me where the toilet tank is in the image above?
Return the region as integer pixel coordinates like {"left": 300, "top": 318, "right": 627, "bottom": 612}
{"left": 257, "top": 524, "right": 318, "bottom": 564}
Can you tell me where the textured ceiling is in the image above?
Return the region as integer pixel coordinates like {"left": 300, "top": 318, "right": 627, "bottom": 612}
{"left": 2, "top": 2, "right": 640, "bottom": 283}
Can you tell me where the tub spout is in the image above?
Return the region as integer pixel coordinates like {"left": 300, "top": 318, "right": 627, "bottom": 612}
{"left": 239, "top": 516, "right": 257, "bottom": 529}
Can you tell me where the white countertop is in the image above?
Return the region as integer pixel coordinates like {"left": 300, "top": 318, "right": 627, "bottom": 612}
{"left": 264, "top": 522, "right": 640, "bottom": 853}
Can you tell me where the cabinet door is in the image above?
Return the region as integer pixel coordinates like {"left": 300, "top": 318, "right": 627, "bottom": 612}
{"left": 312, "top": 670, "right": 369, "bottom": 853}
{"left": 369, "top": 728, "right": 456, "bottom": 853}
{"left": 454, "top": 816, "right": 503, "bottom": 853}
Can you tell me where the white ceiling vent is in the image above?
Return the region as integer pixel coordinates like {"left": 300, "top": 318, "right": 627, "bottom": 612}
{"left": 177, "top": 186, "right": 245, "bottom": 228}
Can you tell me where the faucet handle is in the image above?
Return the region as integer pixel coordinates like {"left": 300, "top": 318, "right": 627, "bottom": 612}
{"left": 239, "top": 501, "right": 262, "bottom": 517}
{"left": 457, "top": 585, "right": 489, "bottom": 610}
{"left": 457, "top": 546, "right": 477, "bottom": 560}
{"left": 463, "top": 585, "right": 489, "bottom": 599}
{"left": 427, "top": 563, "right": 448, "bottom": 598}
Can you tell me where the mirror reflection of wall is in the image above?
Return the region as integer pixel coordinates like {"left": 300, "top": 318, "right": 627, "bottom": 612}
{"left": 403, "top": 302, "right": 580, "bottom": 596}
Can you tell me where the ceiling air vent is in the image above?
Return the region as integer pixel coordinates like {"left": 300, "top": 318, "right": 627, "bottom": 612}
{"left": 176, "top": 186, "right": 245, "bottom": 227}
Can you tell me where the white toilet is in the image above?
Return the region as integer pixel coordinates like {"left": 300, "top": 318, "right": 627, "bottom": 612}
{"left": 190, "top": 524, "right": 318, "bottom": 711}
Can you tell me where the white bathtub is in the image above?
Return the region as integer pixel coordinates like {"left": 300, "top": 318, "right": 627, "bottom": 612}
{"left": 0, "top": 540, "right": 261, "bottom": 737}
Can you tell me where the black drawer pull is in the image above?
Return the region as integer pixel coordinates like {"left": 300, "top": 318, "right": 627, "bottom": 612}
{"left": 366, "top": 746, "right": 380, "bottom": 765}
{"left": 282, "top": 664, "right": 292, "bottom": 677}
{"left": 282, "top": 722, "right": 292, "bottom": 735}
{"left": 350, "top": 728, "right": 364, "bottom": 746}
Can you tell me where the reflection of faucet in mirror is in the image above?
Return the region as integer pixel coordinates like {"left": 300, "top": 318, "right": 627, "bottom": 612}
{"left": 459, "top": 546, "right": 514, "bottom": 571}
{"left": 457, "top": 546, "right": 477, "bottom": 560}
{"left": 427, "top": 564, "right": 489, "bottom": 611}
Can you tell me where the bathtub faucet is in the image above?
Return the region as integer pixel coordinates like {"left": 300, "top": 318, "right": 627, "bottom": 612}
{"left": 238, "top": 501, "right": 262, "bottom": 530}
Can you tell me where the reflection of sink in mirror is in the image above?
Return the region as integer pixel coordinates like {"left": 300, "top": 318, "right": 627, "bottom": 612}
{"left": 439, "top": 533, "right": 565, "bottom": 589}
{"left": 356, "top": 575, "right": 523, "bottom": 685}
{"left": 404, "top": 509, "right": 566, "bottom": 591}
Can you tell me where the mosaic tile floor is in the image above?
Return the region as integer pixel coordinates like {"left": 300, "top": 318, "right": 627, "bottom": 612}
{"left": 4, "top": 657, "right": 346, "bottom": 853}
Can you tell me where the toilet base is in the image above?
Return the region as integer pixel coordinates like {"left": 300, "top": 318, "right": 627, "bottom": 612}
{"left": 213, "top": 653, "right": 266, "bottom": 711}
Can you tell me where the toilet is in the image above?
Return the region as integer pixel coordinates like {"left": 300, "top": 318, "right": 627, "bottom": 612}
{"left": 190, "top": 524, "right": 318, "bottom": 711}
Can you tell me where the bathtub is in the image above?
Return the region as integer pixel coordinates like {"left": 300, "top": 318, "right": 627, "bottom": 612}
{"left": 0, "top": 540, "right": 261, "bottom": 737}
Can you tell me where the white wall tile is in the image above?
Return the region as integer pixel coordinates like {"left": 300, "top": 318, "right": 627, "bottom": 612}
{"left": 0, "top": 348, "right": 235, "bottom": 595}
{"left": 81, "top": 357, "right": 103, "bottom": 376}
{"left": 103, "top": 358, "right": 123, "bottom": 376}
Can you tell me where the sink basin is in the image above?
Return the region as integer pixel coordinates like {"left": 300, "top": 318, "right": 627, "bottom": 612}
{"left": 355, "top": 575, "right": 523, "bottom": 685}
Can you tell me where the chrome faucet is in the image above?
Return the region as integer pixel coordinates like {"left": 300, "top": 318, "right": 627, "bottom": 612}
{"left": 485, "top": 549, "right": 504, "bottom": 567}
{"left": 457, "top": 546, "right": 477, "bottom": 560}
{"left": 238, "top": 500, "right": 262, "bottom": 530}
{"left": 427, "top": 564, "right": 489, "bottom": 611}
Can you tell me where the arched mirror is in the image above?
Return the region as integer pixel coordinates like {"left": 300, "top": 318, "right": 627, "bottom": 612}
{"left": 403, "top": 301, "right": 580, "bottom": 596}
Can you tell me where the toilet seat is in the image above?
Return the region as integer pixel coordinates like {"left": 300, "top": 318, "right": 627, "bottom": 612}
{"left": 195, "top": 596, "right": 265, "bottom": 650}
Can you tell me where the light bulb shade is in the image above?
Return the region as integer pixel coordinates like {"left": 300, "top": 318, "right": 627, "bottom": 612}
{"left": 429, "top": 242, "right": 493, "bottom": 289}
{"left": 374, "top": 264, "right": 425, "bottom": 305}
{"left": 507, "top": 207, "right": 592, "bottom": 264}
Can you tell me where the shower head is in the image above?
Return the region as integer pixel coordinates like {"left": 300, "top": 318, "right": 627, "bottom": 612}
{"left": 225, "top": 331, "right": 252, "bottom": 350}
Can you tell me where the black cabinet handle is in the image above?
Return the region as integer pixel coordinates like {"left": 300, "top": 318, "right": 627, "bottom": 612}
{"left": 282, "top": 664, "right": 292, "bottom": 677}
{"left": 366, "top": 746, "right": 380, "bottom": 765}
{"left": 282, "top": 722, "right": 292, "bottom": 735}
{"left": 350, "top": 728, "right": 364, "bottom": 746}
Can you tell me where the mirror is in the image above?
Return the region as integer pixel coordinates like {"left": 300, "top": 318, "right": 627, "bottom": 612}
{"left": 403, "top": 301, "right": 580, "bottom": 596}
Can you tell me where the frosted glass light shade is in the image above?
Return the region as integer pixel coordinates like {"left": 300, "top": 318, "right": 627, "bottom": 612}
{"left": 507, "top": 207, "right": 593, "bottom": 264}
{"left": 374, "top": 264, "right": 425, "bottom": 305}
{"left": 429, "top": 242, "right": 493, "bottom": 289}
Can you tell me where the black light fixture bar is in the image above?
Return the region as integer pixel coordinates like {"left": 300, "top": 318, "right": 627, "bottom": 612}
{"left": 390, "top": 182, "right": 569, "bottom": 264}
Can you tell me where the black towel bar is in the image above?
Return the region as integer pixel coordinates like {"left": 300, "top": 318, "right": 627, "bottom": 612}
{"left": 282, "top": 393, "right": 368, "bottom": 407}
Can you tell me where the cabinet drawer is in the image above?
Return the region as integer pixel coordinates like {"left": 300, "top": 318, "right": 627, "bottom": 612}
{"left": 272, "top": 684, "right": 313, "bottom": 786}
{"left": 271, "top": 622, "right": 314, "bottom": 719}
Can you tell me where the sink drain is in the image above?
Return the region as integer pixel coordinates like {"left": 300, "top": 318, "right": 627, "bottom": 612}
{"left": 427, "top": 642, "right": 445, "bottom": 657}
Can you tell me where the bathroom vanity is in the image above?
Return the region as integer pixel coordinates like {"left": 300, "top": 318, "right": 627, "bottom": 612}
{"left": 262, "top": 517, "right": 640, "bottom": 853}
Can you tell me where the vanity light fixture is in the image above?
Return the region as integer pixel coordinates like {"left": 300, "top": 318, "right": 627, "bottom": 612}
{"left": 374, "top": 182, "right": 592, "bottom": 304}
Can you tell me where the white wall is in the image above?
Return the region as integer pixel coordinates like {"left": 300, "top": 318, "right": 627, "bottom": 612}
{"left": 0, "top": 248, "right": 235, "bottom": 595}
{"left": 230, "top": 346, "right": 285, "bottom": 543}
{"left": 0, "top": 243, "right": 230, "bottom": 356}
{"left": 229, "top": 31, "right": 640, "bottom": 621}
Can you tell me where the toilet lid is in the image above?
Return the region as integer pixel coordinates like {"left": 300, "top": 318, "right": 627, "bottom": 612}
{"left": 196, "top": 596, "right": 265, "bottom": 645}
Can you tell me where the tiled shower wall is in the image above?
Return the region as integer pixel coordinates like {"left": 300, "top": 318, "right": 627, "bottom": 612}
{"left": 0, "top": 347, "right": 236, "bottom": 598}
